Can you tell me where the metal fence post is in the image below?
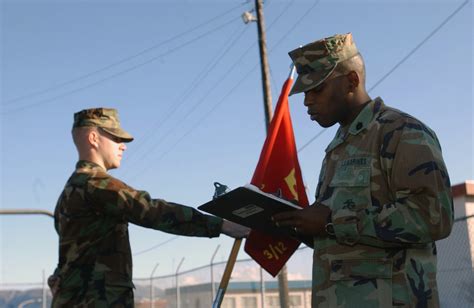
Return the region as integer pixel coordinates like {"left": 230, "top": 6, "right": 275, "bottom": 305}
{"left": 210, "top": 244, "right": 220, "bottom": 304}
{"left": 260, "top": 267, "right": 265, "bottom": 308}
{"left": 42, "top": 270, "right": 47, "bottom": 308}
{"left": 175, "top": 257, "right": 184, "bottom": 308}
{"left": 150, "top": 263, "right": 159, "bottom": 308}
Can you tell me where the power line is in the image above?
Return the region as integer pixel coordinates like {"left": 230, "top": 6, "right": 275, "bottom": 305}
{"left": 266, "top": 0, "right": 320, "bottom": 123}
{"left": 132, "top": 62, "right": 262, "bottom": 179}
{"left": 129, "top": 0, "right": 470, "bottom": 263}
{"left": 2, "top": 2, "right": 247, "bottom": 106}
{"left": 1, "top": 15, "right": 241, "bottom": 115}
{"left": 123, "top": 23, "right": 250, "bottom": 166}
{"left": 269, "top": 0, "right": 321, "bottom": 52}
{"left": 297, "top": 129, "right": 328, "bottom": 153}
{"left": 367, "top": 0, "right": 470, "bottom": 93}
{"left": 297, "top": 0, "right": 469, "bottom": 153}
{"left": 124, "top": 0, "right": 286, "bottom": 168}
{"left": 126, "top": 0, "right": 321, "bottom": 180}
{"left": 133, "top": 236, "right": 180, "bottom": 256}
{"left": 96, "top": 0, "right": 298, "bottom": 180}
{"left": 126, "top": 48, "right": 259, "bottom": 181}
{"left": 267, "top": 0, "right": 298, "bottom": 97}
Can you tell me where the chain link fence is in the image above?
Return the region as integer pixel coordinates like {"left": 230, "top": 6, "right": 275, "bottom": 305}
{"left": 1, "top": 217, "right": 473, "bottom": 308}
{"left": 132, "top": 247, "right": 312, "bottom": 308}
{"left": 437, "top": 214, "right": 474, "bottom": 307}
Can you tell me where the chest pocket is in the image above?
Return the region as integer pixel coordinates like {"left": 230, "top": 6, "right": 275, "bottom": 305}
{"left": 329, "top": 157, "right": 372, "bottom": 211}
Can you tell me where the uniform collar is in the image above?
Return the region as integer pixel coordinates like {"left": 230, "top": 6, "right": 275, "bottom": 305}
{"left": 325, "top": 97, "right": 384, "bottom": 153}
{"left": 75, "top": 160, "right": 106, "bottom": 172}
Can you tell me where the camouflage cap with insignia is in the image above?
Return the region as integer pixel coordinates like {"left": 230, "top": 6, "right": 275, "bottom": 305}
{"left": 288, "top": 33, "right": 359, "bottom": 95}
{"left": 73, "top": 108, "right": 134, "bottom": 142}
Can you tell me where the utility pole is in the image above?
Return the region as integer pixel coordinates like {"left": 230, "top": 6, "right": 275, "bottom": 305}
{"left": 245, "top": 1, "right": 290, "bottom": 307}
{"left": 255, "top": 0, "right": 273, "bottom": 133}
{"left": 277, "top": 265, "right": 290, "bottom": 308}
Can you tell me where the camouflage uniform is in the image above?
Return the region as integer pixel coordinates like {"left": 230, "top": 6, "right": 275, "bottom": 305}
{"left": 51, "top": 108, "right": 222, "bottom": 307}
{"left": 312, "top": 98, "right": 453, "bottom": 307}
{"left": 289, "top": 35, "right": 453, "bottom": 307}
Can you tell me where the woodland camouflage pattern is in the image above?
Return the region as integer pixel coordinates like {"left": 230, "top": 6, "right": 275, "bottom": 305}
{"left": 51, "top": 160, "right": 222, "bottom": 307}
{"left": 73, "top": 107, "right": 134, "bottom": 142}
{"left": 311, "top": 97, "right": 453, "bottom": 307}
{"left": 288, "top": 33, "right": 359, "bottom": 95}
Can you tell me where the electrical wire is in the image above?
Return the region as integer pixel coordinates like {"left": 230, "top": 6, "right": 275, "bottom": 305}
{"left": 297, "top": 0, "right": 470, "bottom": 153}
{"left": 266, "top": 0, "right": 298, "bottom": 96}
{"left": 1, "top": 15, "right": 241, "bottom": 115}
{"left": 2, "top": 2, "right": 247, "bottom": 106}
{"left": 133, "top": 236, "right": 180, "bottom": 256}
{"left": 123, "top": 23, "right": 250, "bottom": 166}
{"left": 126, "top": 49, "right": 259, "bottom": 181}
{"left": 126, "top": 0, "right": 321, "bottom": 180}
{"left": 124, "top": 0, "right": 286, "bottom": 168}
{"left": 367, "top": 0, "right": 470, "bottom": 93}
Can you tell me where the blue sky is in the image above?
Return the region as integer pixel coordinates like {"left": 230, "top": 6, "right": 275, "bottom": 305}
{"left": 1, "top": 0, "right": 472, "bottom": 285}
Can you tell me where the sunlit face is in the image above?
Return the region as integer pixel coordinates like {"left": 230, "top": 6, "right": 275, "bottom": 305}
{"left": 96, "top": 129, "right": 127, "bottom": 170}
{"left": 303, "top": 73, "right": 352, "bottom": 128}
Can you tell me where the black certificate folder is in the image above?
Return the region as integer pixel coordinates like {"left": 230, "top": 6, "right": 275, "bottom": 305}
{"left": 198, "top": 184, "right": 302, "bottom": 236}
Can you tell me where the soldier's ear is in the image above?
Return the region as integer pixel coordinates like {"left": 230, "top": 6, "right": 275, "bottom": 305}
{"left": 88, "top": 129, "right": 100, "bottom": 148}
{"left": 346, "top": 71, "right": 360, "bottom": 92}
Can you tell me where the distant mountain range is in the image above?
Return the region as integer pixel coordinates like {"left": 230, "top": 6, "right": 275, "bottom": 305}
{"left": 0, "top": 284, "right": 164, "bottom": 307}
{"left": 0, "top": 289, "right": 51, "bottom": 308}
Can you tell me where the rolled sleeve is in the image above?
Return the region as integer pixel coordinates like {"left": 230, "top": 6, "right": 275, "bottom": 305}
{"left": 331, "top": 208, "right": 361, "bottom": 246}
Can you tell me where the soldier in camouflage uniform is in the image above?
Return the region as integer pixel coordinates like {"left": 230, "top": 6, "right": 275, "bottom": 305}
{"left": 48, "top": 108, "right": 249, "bottom": 307}
{"left": 273, "top": 33, "right": 453, "bottom": 307}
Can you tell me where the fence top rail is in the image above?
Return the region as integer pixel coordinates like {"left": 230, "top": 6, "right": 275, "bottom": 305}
{"left": 454, "top": 214, "right": 474, "bottom": 222}
{"left": 135, "top": 246, "right": 311, "bottom": 281}
{"left": 0, "top": 209, "right": 54, "bottom": 218}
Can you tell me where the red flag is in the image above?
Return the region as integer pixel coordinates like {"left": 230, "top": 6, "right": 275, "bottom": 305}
{"left": 244, "top": 67, "right": 309, "bottom": 276}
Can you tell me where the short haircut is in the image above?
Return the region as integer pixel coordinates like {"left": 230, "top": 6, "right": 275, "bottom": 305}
{"left": 71, "top": 126, "right": 97, "bottom": 148}
{"left": 334, "top": 53, "right": 366, "bottom": 85}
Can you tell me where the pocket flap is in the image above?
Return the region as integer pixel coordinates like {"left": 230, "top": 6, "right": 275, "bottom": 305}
{"left": 330, "top": 259, "right": 392, "bottom": 281}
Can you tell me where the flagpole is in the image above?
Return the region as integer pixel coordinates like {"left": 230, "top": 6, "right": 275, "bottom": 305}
{"left": 212, "top": 63, "right": 297, "bottom": 307}
{"left": 212, "top": 239, "right": 242, "bottom": 308}
{"left": 289, "top": 64, "right": 296, "bottom": 80}
{"left": 212, "top": 1, "right": 292, "bottom": 307}
{"left": 274, "top": 63, "right": 296, "bottom": 308}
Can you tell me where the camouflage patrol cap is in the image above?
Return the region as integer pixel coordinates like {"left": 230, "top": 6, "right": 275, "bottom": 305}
{"left": 288, "top": 33, "right": 359, "bottom": 95}
{"left": 73, "top": 108, "right": 134, "bottom": 142}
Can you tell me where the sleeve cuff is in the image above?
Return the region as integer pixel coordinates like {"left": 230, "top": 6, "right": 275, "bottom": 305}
{"left": 207, "top": 216, "right": 223, "bottom": 238}
{"left": 331, "top": 208, "right": 361, "bottom": 246}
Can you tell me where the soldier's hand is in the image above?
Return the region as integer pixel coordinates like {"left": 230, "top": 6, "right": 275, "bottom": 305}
{"left": 221, "top": 220, "right": 250, "bottom": 239}
{"left": 272, "top": 204, "right": 331, "bottom": 236}
{"left": 47, "top": 274, "right": 60, "bottom": 296}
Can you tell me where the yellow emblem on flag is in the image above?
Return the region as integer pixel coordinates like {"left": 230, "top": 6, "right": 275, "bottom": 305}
{"left": 284, "top": 168, "right": 298, "bottom": 201}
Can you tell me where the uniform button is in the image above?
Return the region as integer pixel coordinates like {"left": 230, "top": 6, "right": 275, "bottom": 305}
{"left": 356, "top": 122, "right": 363, "bottom": 130}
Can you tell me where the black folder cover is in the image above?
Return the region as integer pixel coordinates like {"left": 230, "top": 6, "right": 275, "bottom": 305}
{"left": 198, "top": 185, "right": 302, "bottom": 236}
